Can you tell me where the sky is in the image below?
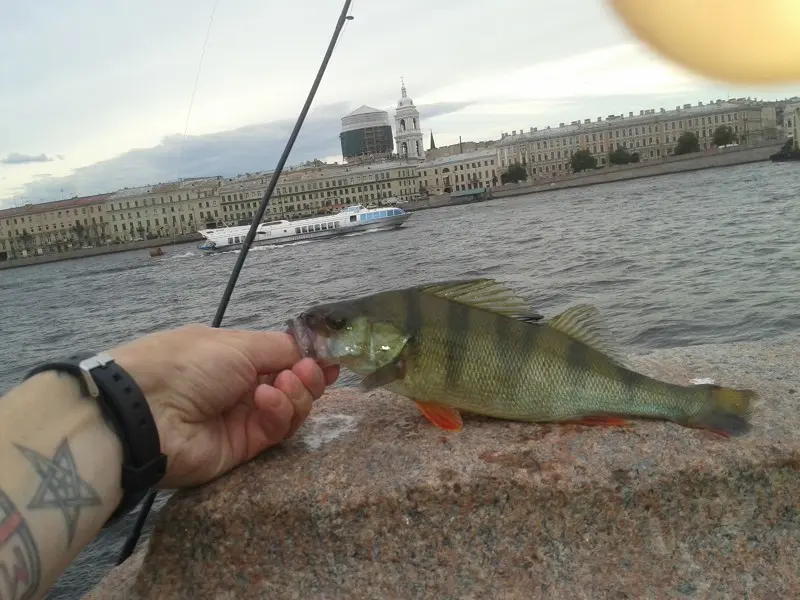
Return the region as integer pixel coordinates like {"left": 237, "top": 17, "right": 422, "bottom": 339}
{"left": 1, "top": 0, "right": 798, "bottom": 208}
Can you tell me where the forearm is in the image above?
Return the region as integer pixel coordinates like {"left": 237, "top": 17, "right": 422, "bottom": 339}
{"left": 0, "top": 371, "right": 123, "bottom": 600}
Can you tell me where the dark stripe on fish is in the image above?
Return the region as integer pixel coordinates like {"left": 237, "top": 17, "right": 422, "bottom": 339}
{"left": 495, "top": 314, "right": 520, "bottom": 399}
{"left": 404, "top": 288, "right": 422, "bottom": 363}
{"left": 616, "top": 364, "right": 641, "bottom": 406}
{"left": 566, "top": 338, "right": 591, "bottom": 397}
{"left": 445, "top": 299, "right": 469, "bottom": 390}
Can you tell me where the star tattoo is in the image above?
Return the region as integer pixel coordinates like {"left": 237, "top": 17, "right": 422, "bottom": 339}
{"left": 15, "top": 439, "right": 101, "bottom": 548}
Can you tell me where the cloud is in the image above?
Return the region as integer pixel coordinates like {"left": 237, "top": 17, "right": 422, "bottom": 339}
{"left": 5, "top": 1, "right": 798, "bottom": 207}
{"left": 9, "top": 100, "right": 470, "bottom": 203}
{"left": 418, "top": 101, "right": 472, "bottom": 120}
{"left": 1, "top": 153, "right": 57, "bottom": 165}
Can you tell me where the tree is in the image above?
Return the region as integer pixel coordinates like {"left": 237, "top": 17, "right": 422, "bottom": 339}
{"left": 713, "top": 125, "right": 736, "bottom": 147}
{"left": 630, "top": 152, "right": 640, "bottom": 163}
{"left": 571, "top": 149, "right": 597, "bottom": 173}
{"left": 20, "top": 230, "right": 34, "bottom": 251}
{"left": 674, "top": 131, "right": 700, "bottom": 155}
{"left": 500, "top": 163, "right": 527, "bottom": 184}
{"left": 71, "top": 222, "right": 85, "bottom": 245}
{"left": 608, "top": 146, "right": 632, "bottom": 165}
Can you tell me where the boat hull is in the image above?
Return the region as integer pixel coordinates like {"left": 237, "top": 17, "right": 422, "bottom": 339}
{"left": 198, "top": 213, "right": 411, "bottom": 254}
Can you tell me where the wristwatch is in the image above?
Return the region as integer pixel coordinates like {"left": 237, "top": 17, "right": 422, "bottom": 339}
{"left": 24, "top": 352, "right": 168, "bottom": 525}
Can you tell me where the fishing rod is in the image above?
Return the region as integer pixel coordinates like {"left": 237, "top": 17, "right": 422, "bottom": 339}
{"left": 116, "top": 0, "right": 355, "bottom": 565}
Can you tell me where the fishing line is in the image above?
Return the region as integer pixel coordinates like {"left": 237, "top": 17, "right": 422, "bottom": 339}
{"left": 116, "top": 0, "right": 354, "bottom": 565}
{"left": 175, "top": 0, "right": 220, "bottom": 182}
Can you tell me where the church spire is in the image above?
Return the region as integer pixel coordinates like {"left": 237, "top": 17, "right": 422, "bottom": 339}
{"left": 400, "top": 76, "right": 407, "bottom": 99}
{"left": 429, "top": 131, "right": 436, "bottom": 149}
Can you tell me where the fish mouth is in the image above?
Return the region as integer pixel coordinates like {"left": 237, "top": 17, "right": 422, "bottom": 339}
{"left": 286, "top": 316, "right": 318, "bottom": 359}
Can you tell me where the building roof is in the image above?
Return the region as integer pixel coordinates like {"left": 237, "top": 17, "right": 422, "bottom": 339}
{"left": 108, "top": 185, "right": 153, "bottom": 200}
{"left": 0, "top": 193, "right": 114, "bottom": 220}
{"left": 419, "top": 147, "right": 497, "bottom": 168}
{"left": 345, "top": 105, "right": 386, "bottom": 117}
{"left": 217, "top": 158, "right": 423, "bottom": 191}
{"left": 341, "top": 104, "right": 392, "bottom": 134}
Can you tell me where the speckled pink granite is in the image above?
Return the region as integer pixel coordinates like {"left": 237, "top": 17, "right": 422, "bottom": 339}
{"left": 84, "top": 339, "right": 800, "bottom": 599}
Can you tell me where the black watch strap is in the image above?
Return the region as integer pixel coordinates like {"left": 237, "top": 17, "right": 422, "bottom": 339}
{"left": 24, "top": 353, "right": 168, "bottom": 525}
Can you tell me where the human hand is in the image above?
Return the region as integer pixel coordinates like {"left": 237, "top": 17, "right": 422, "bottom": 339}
{"left": 108, "top": 324, "right": 339, "bottom": 489}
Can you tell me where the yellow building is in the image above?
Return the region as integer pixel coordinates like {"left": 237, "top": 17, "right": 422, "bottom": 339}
{"left": 0, "top": 193, "right": 111, "bottom": 260}
{"left": 785, "top": 104, "right": 800, "bottom": 148}
{"left": 495, "top": 99, "right": 778, "bottom": 179}
{"left": 794, "top": 108, "right": 800, "bottom": 148}
{"left": 106, "top": 177, "right": 222, "bottom": 241}
{"left": 417, "top": 149, "right": 499, "bottom": 195}
{"left": 217, "top": 160, "right": 422, "bottom": 224}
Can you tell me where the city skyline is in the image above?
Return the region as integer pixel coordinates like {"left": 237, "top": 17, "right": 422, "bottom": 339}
{"left": 3, "top": 0, "right": 799, "bottom": 207}
{"left": 0, "top": 91, "right": 783, "bottom": 261}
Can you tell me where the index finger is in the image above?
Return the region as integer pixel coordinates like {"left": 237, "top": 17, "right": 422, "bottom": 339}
{"left": 221, "top": 329, "right": 303, "bottom": 374}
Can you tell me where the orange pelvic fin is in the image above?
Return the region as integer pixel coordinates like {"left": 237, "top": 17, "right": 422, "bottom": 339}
{"left": 563, "top": 416, "right": 630, "bottom": 428}
{"left": 415, "top": 401, "right": 463, "bottom": 431}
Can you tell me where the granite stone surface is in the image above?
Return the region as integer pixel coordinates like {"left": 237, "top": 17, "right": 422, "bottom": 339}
{"left": 84, "top": 339, "right": 799, "bottom": 599}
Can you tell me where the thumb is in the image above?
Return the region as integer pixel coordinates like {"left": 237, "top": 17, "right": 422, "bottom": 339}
{"left": 221, "top": 329, "right": 303, "bottom": 374}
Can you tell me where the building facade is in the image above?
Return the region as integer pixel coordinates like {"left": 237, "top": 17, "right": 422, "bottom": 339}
{"left": 217, "top": 159, "right": 422, "bottom": 224}
{"left": 105, "top": 177, "right": 222, "bottom": 242}
{"left": 794, "top": 107, "right": 800, "bottom": 147}
{"left": 495, "top": 99, "right": 778, "bottom": 180}
{"left": 394, "top": 81, "right": 425, "bottom": 161}
{"left": 784, "top": 103, "right": 800, "bottom": 148}
{"left": 339, "top": 105, "right": 395, "bottom": 163}
{"left": 0, "top": 194, "right": 111, "bottom": 260}
{"left": 418, "top": 148, "right": 499, "bottom": 195}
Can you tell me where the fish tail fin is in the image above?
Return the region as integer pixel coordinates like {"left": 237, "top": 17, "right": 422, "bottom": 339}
{"left": 685, "top": 385, "right": 757, "bottom": 437}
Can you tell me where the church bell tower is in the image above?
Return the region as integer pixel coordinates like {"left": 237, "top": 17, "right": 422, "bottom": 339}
{"left": 394, "top": 78, "right": 425, "bottom": 161}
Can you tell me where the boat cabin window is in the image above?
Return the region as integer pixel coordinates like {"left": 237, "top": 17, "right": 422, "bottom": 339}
{"left": 334, "top": 222, "right": 340, "bottom": 228}
{"left": 349, "top": 215, "right": 357, "bottom": 222}
{"left": 315, "top": 224, "right": 321, "bottom": 231}
{"left": 302, "top": 226, "right": 308, "bottom": 233}
{"left": 295, "top": 227, "right": 301, "bottom": 234}
{"left": 228, "top": 237, "right": 233, "bottom": 245}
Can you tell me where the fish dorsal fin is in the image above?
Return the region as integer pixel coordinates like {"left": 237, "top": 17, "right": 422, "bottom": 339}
{"left": 548, "top": 304, "right": 629, "bottom": 366}
{"left": 416, "top": 278, "right": 542, "bottom": 320}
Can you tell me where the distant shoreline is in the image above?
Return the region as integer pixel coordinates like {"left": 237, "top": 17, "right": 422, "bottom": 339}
{"left": 404, "top": 141, "right": 784, "bottom": 212}
{"left": 0, "top": 142, "right": 785, "bottom": 270}
{"left": 0, "top": 236, "right": 201, "bottom": 271}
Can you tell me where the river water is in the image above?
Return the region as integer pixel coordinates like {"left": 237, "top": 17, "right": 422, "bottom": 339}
{"left": 0, "top": 161, "right": 797, "bottom": 598}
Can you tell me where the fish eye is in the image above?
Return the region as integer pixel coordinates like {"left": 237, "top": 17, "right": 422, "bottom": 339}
{"left": 326, "top": 314, "right": 347, "bottom": 330}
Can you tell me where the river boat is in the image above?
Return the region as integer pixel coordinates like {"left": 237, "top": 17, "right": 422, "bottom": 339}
{"left": 196, "top": 204, "right": 411, "bottom": 254}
